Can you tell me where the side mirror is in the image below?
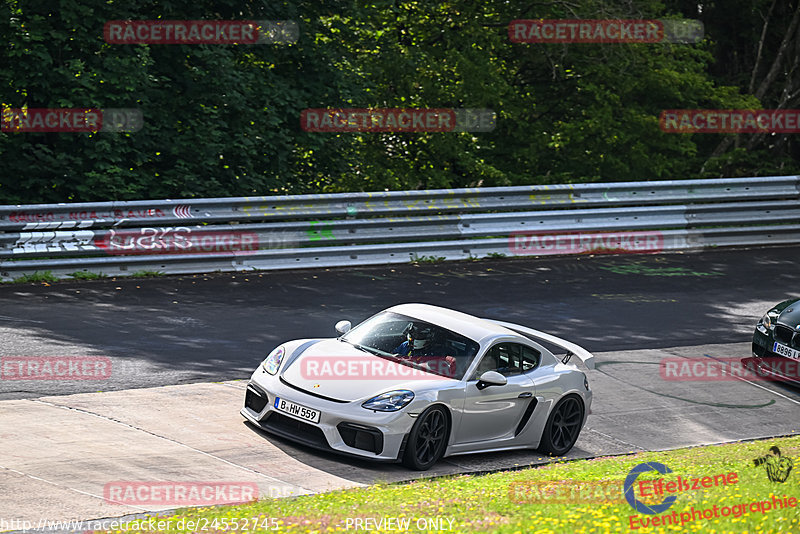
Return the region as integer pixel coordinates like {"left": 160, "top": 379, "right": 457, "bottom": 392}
{"left": 476, "top": 370, "right": 507, "bottom": 390}
{"left": 335, "top": 320, "right": 352, "bottom": 335}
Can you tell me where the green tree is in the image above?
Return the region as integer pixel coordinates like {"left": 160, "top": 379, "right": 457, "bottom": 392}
{"left": 671, "top": 0, "right": 800, "bottom": 176}
{"left": 0, "top": 0, "right": 362, "bottom": 203}
{"left": 0, "top": 0, "right": 787, "bottom": 204}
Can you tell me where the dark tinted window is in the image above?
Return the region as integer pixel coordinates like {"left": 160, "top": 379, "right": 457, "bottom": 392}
{"left": 473, "top": 342, "right": 540, "bottom": 378}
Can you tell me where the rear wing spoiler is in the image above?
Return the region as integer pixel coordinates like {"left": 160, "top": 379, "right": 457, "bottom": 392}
{"left": 483, "top": 319, "right": 596, "bottom": 370}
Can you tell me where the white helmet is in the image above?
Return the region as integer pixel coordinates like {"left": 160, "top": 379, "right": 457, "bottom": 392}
{"left": 407, "top": 325, "right": 433, "bottom": 349}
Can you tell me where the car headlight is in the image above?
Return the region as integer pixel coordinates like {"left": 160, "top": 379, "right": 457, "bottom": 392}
{"left": 261, "top": 346, "right": 285, "bottom": 375}
{"left": 362, "top": 390, "right": 415, "bottom": 412}
{"left": 760, "top": 313, "right": 777, "bottom": 330}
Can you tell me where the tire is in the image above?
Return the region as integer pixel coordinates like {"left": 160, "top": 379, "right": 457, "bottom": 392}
{"left": 402, "top": 405, "right": 449, "bottom": 470}
{"left": 538, "top": 394, "right": 585, "bottom": 456}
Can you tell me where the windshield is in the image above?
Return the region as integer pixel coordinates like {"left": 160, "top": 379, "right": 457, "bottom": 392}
{"left": 341, "top": 311, "right": 480, "bottom": 380}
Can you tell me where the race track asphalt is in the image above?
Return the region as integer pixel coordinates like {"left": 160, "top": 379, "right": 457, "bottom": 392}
{"left": 1, "top": 245, "right": 799, "bottom": 526}
{"left": 1, "top": 245, "right": 797, "bottom": 400}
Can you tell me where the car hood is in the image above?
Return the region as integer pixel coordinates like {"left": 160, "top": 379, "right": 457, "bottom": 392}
{"left": 778, "top": 301, "right": 800, "bottom": 329}
{"left": 281, "top": 339, "right": 450, "bottom": 402}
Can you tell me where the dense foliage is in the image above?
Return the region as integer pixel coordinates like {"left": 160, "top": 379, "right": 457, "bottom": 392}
{"left": 0, "top": 0, "right": 797, "bottom": 203}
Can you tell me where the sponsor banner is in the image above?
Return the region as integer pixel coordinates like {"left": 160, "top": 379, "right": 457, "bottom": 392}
{"left": 660, "top": 109, "right": 800, "bottom": 133}
{"left": 660, "top": 356, "right": 800, "bottom": 381}
{"left": 95, "top": 228, "right": 273, "bottom": 255}
{"left": 1, "top": 108, "right": 142, "bottom": 133}
{"left": 509, "top": 231, "right": 664, "bottom": 255}
{"left": 509, "top": 19, "right": 703, "bottom": 44}
{"left": 300, "top": 108, "right": 495, "bottom": 133}
{"left": 300, "top": 355, "right": 457, "bottom": 380}
{"left": 1, "top": 356, "right": 111, "bottom": 380}
{"left": 6, "top": 208, "right": 168, "bottom": 224}
{"left": 104, "top": 20, "right": 298, "bottom": 44}
{"left": 508, "top": 480, "right": 625, "bottom": 504}
{"left": 103, "top": 481, "right": 258, "bottom": 506}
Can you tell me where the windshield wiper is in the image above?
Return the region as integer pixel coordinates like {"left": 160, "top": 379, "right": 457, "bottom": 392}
{"left": 341, "top": 339, "right": 383, "bottom": 356}
{"left": 356, "top": 344, "right": 383, "bottom": 356}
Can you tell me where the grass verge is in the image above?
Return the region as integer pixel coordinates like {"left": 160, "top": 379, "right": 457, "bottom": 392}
{"left": 7, "top": 271, "right": 59, "bottom": 283}
{"left": 67, "top": 271, "right": 108, "bottom": 280}
{"left": 129, "top": 270, "right": 165, "bottom": 278}
{"left": 99, "top": 434, "right": 800, "bottom": 534}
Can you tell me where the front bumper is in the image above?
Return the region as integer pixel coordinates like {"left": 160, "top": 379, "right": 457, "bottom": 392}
{"left": 240, "top": 367, "right": 417, "bottom": 462}
{"left": 751, "top": 326, "right": 800, "bottom": 384}
{"left": 752, "top": 325, "right": 773, "bottom": 358}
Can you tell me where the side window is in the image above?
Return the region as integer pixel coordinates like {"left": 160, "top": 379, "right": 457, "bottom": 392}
{"left": 474, "top": 343, "right": 530, "bottom": 378}
{"left": 520, "top": 345, "right": 540, "bottom": 373}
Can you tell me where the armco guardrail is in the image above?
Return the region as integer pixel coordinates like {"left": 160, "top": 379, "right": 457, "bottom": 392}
{"left": 0, "top": 176, "right": 798, "bottom": 281}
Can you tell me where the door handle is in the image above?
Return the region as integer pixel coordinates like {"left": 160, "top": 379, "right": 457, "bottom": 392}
{"left": 518, "top": 392, "right": 533, "bottom": 398}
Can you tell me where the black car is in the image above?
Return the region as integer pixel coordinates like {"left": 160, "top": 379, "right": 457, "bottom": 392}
{"left": 752, "top": 298, "right": 800, "bottom": 383}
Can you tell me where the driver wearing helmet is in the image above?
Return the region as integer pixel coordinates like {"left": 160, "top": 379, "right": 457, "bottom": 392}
{"left": 394, "top": 324, "right": 434, "bottom": 357}
{"left": 394, "top": 323, "right": 456, "bottom": 377}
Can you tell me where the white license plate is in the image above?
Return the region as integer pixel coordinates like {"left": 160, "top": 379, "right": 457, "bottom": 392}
{"left": 274, "top": 397, "right": 320, "bottom": 423}
{"left": 773, "top": 342, "right": 800, "bottom": 361}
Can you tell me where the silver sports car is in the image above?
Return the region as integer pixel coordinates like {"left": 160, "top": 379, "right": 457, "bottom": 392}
{"left": 241, "top": 303, "right": 594, "bottom": 470}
